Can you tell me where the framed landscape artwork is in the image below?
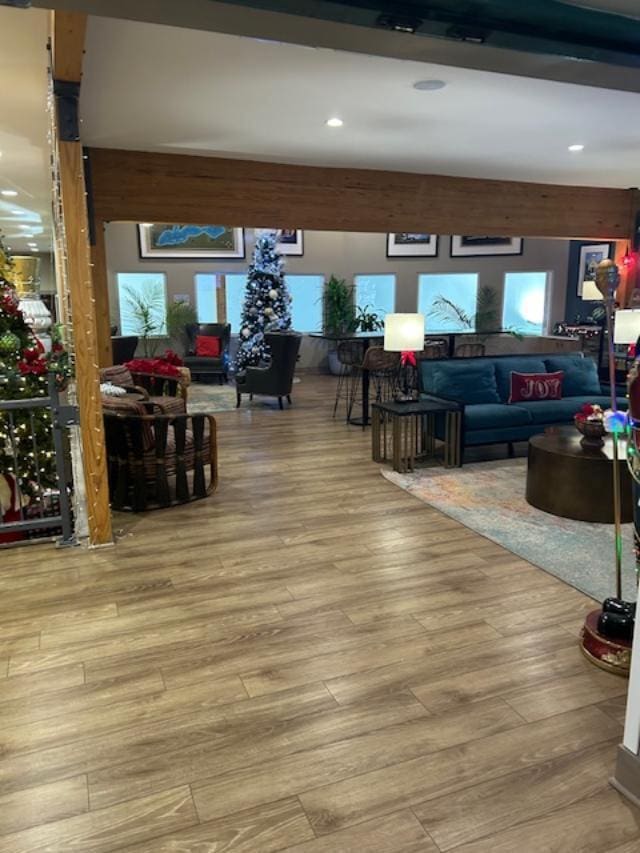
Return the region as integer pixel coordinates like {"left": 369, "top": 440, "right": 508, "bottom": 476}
{"left": 450, "top": 236, "right": 523, "bottom": 257}
{"left": 577, "top": 242, "right": 613, "bottom": 298}
{"left": 255, "top": 228, "right": 304, "bottom": 256}
{"left": 386, "top": 233, "right": 439, "bottom": 258}
{"left": 138, "top": 224, "right": 245, "bottom": 259}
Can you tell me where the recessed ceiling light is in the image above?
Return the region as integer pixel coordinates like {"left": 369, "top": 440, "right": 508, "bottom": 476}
{"left": 326, "top": 117, "right": 343, "bottom": 128}
{"left": 568, "top": 144, "right": 584, "bottom": 152}
{"left": 1, "top": 189, "right": 18, "bottom": 197}
{"left": 413, "top": 79, "right": 446, "bottom": 91}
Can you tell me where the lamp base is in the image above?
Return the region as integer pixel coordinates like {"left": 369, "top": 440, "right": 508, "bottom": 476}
{"left": 580, "top": 608, "right": 632, "bottom": 677}
{"left": 393, "top": 391, "right": 419, "bottom": 404}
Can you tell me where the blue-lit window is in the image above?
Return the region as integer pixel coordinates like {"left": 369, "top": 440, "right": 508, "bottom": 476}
{"left": 225, "top": 274, "right": 248, "bottom": 332}
{"left": 194, "top": 274, "right": 218, "bottom": 323}
{"left": 502, "top": 272, "right": 548, "bottom": 335}
{"left": 418, "top": 273, "right": 479, "bottom": 332}
{"left": 354, "top": 274, "right": 395, "bottom": 320}
{"left": 117, "top": 272, "right": 167, "bottom": 336}
{"left": 285, "top": 274, "right": 324, "bottom": 332}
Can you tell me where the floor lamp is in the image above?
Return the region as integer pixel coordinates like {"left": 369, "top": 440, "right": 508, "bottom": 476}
{"left": 580, "top": 261, "right": 636, "bottom": 675}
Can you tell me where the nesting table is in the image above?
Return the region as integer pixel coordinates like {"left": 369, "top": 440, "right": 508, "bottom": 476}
{"left": 371, "top": 396, "right": 463, "bottom": 472}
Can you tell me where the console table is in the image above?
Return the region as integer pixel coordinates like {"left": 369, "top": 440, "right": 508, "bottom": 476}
{"left": 371, "top": 396, "right": 462, "bottom": 472}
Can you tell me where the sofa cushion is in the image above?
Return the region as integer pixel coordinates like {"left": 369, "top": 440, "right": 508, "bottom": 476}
{"left": 544, "top": 356, "right": 601, "bottom": 396}
{"left": 514, "top": 394, "right": 627, "bottom": 425}
{"left": 465, "top": 403, "right": 532, "bottom": 431}
{"left": 427, "top": 360, "right": 501, "bottom": 405}
{"left": 493, "top": 357, "right": 547, "bottom": 401}
{"left": 509, "top": 371, "right": 564, "bottom": 403}
{"left": 196, "top": 335, "right": 221, "bottom": 357}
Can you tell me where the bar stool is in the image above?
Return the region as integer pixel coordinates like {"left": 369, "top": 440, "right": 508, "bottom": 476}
{"left": 333, "top": 340, "right": 365, "bottom": 421}
{"left": 358, "top": 346, "right": 400, "bottom": 417}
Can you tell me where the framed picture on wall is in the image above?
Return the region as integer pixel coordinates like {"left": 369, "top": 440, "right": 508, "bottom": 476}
{"left": 386, "top": 233, "right": 438, "bottom": 257}
{"left": 450, "top": 236, "right": 523, "bottom": 257}
{"left": 577, "top": 242, "right": 613, "bottom": 298}
{"left": 255, "top": 228, "right": 304, "bottom": 256}
{"left": 138, "top": 224, "right": 245, "bottom": 259}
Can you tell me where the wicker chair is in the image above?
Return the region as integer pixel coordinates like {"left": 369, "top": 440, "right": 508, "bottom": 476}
{"left": 333, "top": 339, "right": 366, "bottom": 421}
{"left": 455, "top": 342, "right": 486, "bottom": 357}
{"left": 99, "top": 365, "right": 187, "bottom": 416}
{"left": 103, "top": 407, "right": 218, "bottom": 511}
{"left": 417, "top": 340, "right": 449, "bottom": 360}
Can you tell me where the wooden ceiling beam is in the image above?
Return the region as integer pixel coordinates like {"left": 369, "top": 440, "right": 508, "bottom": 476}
{"left": 88, "top": 146, "right": 635, "bottom": 240}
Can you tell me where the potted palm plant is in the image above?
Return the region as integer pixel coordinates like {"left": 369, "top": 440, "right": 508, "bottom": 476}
{"left": 323, "top": 275, "right": 356, "bottom": 374}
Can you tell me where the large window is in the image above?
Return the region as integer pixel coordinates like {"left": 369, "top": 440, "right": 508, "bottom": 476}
{"left": 285, "top": 274, "right": 324, "bottom": 332}
{"left": 502, "top": 272, "right": 549, "bottom": 335}
{"left": 418, "top": 273, "right": 479, "bottom": 332}
{"left": 225, "top": 274, "right": 248, "bottom": 332}
{"left": 194, "top": 274, "right": 218, "bottom": 323}
{"left": 354, "top": 274, "right": 395, "bottom": 320}
{"left": 117, "top": 272, "right": 167, "bottom": 336}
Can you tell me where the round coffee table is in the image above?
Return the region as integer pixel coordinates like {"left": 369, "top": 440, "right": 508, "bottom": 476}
{"left": 526, "top": 428, "right": 633, "bottom": 523}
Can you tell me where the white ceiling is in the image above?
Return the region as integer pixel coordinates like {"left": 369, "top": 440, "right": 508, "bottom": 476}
{"left": 0, "top": 7, "right": 51, "bottom": 256}
{"left": 80, "top": 15, "right": 640, "bottom": 188}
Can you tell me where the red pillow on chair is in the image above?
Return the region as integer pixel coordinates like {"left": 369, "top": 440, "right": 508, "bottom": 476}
{"left": 509, "top": 371, "right": 564, "bottom": 403}
{"left": 195, "top": 335, "right": 221, "bottom": 357}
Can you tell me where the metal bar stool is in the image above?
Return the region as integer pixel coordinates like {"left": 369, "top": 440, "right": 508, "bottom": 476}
{"left": 333, "top": 340, "right": 366, "bottom": 421}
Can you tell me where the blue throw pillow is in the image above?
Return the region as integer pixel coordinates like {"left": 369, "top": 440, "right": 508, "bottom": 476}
{"left": 544, "top": 356, "right": 601, "bottom": 396}
{"left": 430, "top": 360, "right": 501, "bottom": 404}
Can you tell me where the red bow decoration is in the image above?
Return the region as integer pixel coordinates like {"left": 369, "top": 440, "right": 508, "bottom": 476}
{"left": 126, "top": 357, "right": 181, "bottom": 377}
{"left": 400, "top": 350, "right": 416, "bottom": 367}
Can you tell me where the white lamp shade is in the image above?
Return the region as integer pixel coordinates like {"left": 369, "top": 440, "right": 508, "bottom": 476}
{"left": 581, "top": 280, "right": 603, "bottom": 301}
{"left": 614, "top": 309, "right": 640, "bottom": 344}
{"left": 384, "top": 313, "right": 425, "bottom": 351}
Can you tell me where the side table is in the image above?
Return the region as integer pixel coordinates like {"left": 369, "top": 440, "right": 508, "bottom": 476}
{"left": 371, "top": 396, "right": 462, "bottom": 472}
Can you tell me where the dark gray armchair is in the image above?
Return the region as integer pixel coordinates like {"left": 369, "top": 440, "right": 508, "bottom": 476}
{"left": 183, "top": 323, "right": 231, "bottom": 384}
{"left": 236, "top": 332, "right": 302, "bottom": 409}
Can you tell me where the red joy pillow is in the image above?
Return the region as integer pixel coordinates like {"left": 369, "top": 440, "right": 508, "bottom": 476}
{"left": 509, "top": 371, "right": 564, "bottom": 403}
{"left": 195, "top": 335, "right": 221, "bottom": 357}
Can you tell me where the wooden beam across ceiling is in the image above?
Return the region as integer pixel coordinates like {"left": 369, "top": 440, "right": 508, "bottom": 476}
{"left": 88, "top": 146, "right": 636, "bottom": 240}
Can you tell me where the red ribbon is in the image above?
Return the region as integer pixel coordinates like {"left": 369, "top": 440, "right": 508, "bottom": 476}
{"left": 400, "top": 351, "right": 416, "bottom": 367}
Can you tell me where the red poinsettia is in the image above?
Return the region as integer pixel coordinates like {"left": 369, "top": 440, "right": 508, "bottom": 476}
{"left": 126, "top": 357, "right": 181, "bottom": 378}
{"left": 575, "top": 403, "right": 604, "bottom": 423}
{"left": 163, "top": 349, "right": 183, "bottom": 366}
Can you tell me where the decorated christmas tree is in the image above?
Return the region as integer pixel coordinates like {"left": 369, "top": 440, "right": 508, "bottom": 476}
{"left": 0, "top": 234, "right": 70, "bottom": 510}
{"left": 235, "top": 232, "right": 292, "bottom": 371}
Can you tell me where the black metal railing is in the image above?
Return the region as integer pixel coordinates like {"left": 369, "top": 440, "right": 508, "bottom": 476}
{"left": 0, "top": 374, "right": 77, "bottom": 546}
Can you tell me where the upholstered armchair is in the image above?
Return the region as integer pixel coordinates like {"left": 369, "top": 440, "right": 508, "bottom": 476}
{"left": 236, "top": 332, "right": 302, "bottom": 409}
{"left": 184, "top": 323, "right": 231, "bottom": 384}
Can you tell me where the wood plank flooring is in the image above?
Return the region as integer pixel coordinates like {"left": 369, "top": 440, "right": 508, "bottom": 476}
{"left": 0, "top": 374, "right": 636, "bottom": 852}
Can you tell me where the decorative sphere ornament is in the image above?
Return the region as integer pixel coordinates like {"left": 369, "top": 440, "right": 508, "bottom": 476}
{"left": 595, "top": 258, "right": 620, "bottom": 297}
{"left": 241, "top": 327, "right": 251, "bottom": 338}
{"left": 269, "top": 289, "right": 278, "bottom": 300}
{"left": 0, "top": 331, "right": 20, "bottom": 355}
{"left": 264, "top": 307, "right": 274, "bottom": 316}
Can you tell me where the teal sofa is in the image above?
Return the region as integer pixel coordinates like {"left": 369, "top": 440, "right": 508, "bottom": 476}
{"left": 418, "top": 353, "right": 627, "bottom": 464}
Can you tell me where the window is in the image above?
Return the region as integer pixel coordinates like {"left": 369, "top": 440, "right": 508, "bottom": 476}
{"left": 285, "top": 274, "right": 324, "bottom": 333}
{"left": 224, "top": 274, "right": 248, "bottom": 332}
{"left": 418, "top": 273, "right": 479, "bottom": 332}
{"left": 354, "top": 274, "right": 395, "bottom": 319}
{"left": 117, "top": 272, "right": 167, "bottom": 336}
{"left": 194, "top": 274, "right": 218, "bottom": 323}
{"left": 502, "top": 272, "right": 549, "bottom": 335}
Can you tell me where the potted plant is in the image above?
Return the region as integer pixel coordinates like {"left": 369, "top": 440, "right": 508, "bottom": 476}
{"left": 323, "top": 275, "right": 356, "bottom": 375}
{"left": 432, "top": 285, "right": 523, "bottom": 345}
{"left": 166, "top": 298, "right": 197, "bottom": 355}
{"left": 354, "top": 304, "right": 384, "bottom": 332}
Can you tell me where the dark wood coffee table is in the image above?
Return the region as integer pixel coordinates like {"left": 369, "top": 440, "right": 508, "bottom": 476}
{"left": 526, "top": 428, "right": 632, "bottom": 523}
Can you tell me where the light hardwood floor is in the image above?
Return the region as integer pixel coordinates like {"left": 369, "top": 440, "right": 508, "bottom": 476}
{"left": 0, "top": 374, "right": 637, "bottom": 852}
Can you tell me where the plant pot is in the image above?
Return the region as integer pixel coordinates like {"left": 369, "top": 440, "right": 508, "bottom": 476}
{"left": 328, "top": 349, "right": 342, "bottom": 376}
{"left": 575, "top": 417, "right": 605, "bottom": 449}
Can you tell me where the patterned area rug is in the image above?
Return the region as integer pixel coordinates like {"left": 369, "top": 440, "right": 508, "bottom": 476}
{"left": 187, "top": 377, "right": 302, "bottom": 414}
{"left": 383, "top": 459, "right": 637, "bottom": 602}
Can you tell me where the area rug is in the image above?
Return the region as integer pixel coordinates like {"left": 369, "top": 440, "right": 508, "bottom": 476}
{"left": 383, "top": 458, "right": 637, "bottom": 602}
{"left": 187, "top": 377, "right": 302, "bottom": 414}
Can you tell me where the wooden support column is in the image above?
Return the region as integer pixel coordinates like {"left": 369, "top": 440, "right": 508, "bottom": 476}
{"left": 51, "top": 12, "right": 112, "bottom": 546}
{"left": 91, "top": 219, "right": 113, "bottom": 367}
